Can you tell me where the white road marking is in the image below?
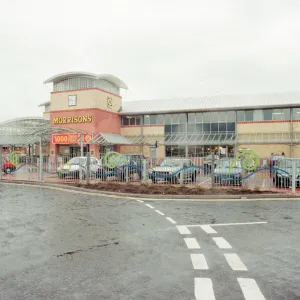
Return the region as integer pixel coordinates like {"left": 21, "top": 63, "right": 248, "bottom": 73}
{"left": 136, "top": 199, "right": 144, "bottom": 203}
{"left": 237, "top": 278, "right": 266, "bottom": 300}
{"left": 184, "top": 238, "right": 201, "bottom": 249}
{"left": 212, "top": 237, "right": 232, "bottom": 249}
{"left": 200, "top": 225, "right": 217, "bottom": 234}
{"left": 224, "top": 253, "right": 248, "bottom": 271}
{"left": 176, "top": 225, "right": 191, "bottom": 235}
{"left": 166, "top": 217, "right": 177, "bottom": 224}
{"left": 186, "top": 221, "right": 267, "bottom": 227}
{"left": 145, "top": 204, "right": 154, "bottom": 209}
{"left": 190, "top": 254, "right": 209, "bottom": 270}
{"left": 194, "top": 278, "right": 216, "bottom": 300}
{"left": 155, "top": 210, "right": 165, "bottom": 216}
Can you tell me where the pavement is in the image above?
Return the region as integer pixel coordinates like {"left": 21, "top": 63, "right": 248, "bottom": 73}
{"left": 0, "top": 183, "right": 299, "bottom": 300}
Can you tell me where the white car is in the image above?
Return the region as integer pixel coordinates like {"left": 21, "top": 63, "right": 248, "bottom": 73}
{"left": 57, "top": 156, "right": 99, "bottom": 179}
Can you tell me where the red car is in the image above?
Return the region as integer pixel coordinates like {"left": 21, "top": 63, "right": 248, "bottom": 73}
{"left": 2, "top": 157, "right": 16, "bottom": 174}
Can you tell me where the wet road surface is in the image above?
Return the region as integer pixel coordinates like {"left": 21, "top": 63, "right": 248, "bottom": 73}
{"left": 0, "top": 183, "right": 299, "bottom": 300}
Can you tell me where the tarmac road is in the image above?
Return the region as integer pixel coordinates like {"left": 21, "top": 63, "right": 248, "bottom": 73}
{"left": 0, "top": 183, "right": 299, "bottom": 300}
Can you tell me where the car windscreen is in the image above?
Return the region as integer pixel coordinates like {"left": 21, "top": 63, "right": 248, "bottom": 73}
{"left": 68, "top": 157, "right": 86, "bottom": 165}
{"left": 160, "top": 159, "right": 182, "bottom": 167}
{"left": 217, "top": 159, "right": 241, "bottom": 168}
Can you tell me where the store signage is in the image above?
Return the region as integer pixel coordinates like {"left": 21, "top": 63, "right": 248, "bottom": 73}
{"left": 52, "top": 134, "right": 93, "bottom": 144}
{"left": 52, "top": 115, "right": 92, "bottom": 124}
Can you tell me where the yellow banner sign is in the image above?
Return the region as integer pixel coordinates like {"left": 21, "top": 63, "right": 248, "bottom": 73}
{"left": 53, "top": 116, "right": 92, "bottom": 124}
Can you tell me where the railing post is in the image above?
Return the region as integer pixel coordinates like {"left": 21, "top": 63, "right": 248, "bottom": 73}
{"left": 39, "top": 137, "right": 43, "bottom": 182}
{"left": 86, "top": 152, "right": 90, "bottom": 185}
{"left": 292, "top": 159, "right": 296, "bottom": 194}
{"left": 142, "top": 159, "right": 147, "bottom": 183}
{"left": 0, "top": 152, "right": 2, "bottom": 181}
{"left": 180, "top": 160, "right": 184, "bottom": 184}
{"left": 125, "top": 165, "right": 129, "bottom": 182}
{"left": 211, "top": 152, "right": 215, "bottom": 190}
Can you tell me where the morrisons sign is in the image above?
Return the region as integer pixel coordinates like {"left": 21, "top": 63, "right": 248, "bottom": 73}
{"left": 52, "top": 115, "right": 92, "bottom": 124}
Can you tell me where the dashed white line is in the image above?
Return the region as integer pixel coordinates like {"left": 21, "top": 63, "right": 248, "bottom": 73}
{"left": 166, "top": 217, "right": 177, "bottom": 224}
{"left": 190, "top": 254, "right": 209, "bottom": 270}
{"left": 212, "top": 237, "right": 232, "bottom": 249}
{"left": 136, "top": 199, "right": 144, "bottom": 203}
{"left": 200, "top": 225, "right": 217, "bottom": 234}
{"left": 155, "top": 210, "right": 165, "bottom": 216}
{"left": 176, "top": 225, "right": 191, "bottom": 235}
{"left": 145, "top": 204, "right": 154, "bottom": 209}
{"left": 185, "top": 221, "right": 267, "bottom": 227}
{"left": 194, "top": 278, "right": 216, "bottom": 300}
{"left": 237, "top": 278, "right": 266, "bottom": 300}
{"left": 224, "top": 253, "right": 248, "bottom": 271}
{"left": 184, "top": 238, "right": 201, "bottom": 249}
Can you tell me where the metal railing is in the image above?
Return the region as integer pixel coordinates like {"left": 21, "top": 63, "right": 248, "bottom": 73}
{"left": 1, "top": 152, "right": 300, "bottom": 194}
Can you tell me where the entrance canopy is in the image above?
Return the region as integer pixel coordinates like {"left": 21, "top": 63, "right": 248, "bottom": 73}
{"left": 87, "top": 133, "right": 132, "bottom": 146}
{"left": 0, "top": 117, "right": 86, "bottom": 146}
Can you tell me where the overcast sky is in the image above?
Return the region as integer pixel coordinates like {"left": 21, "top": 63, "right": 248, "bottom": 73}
{"left": 1, "top": 0, "right": 300, "bottom": 121}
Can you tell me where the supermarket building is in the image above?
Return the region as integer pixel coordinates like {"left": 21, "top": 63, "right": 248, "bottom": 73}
{"left": 14, "top": 71, "right": 300, "bottom": 158}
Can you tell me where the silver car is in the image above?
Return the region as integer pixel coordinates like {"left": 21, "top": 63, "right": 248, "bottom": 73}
{"left": 149, "top": 158, "right": 198, "bottom": 183}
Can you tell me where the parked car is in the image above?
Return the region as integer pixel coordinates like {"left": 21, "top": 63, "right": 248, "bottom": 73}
{"left": 2, "top": 157, "right": 16, "bottom": 174}
{"left": 57, "top": 156, "right": 99, "bottom": 179}
{"left": 204, "top": 154, "right": 220, "bottom": 173}
{"left": 214, "top": 159, "right": 243, "bottom": 186}
{"left": 97, "top": 153, "right": 144, "bottom": 181}
{"left": 274, "top": 159, "right": 300, "bottom": 188}
{"left": 149, "top": 158, "right": 198, "bottom": 183}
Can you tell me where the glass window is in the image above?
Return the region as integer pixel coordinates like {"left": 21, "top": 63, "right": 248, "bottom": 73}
{"left": 253, "top": 110, "right": 263, "bottom": 121}
{"left": 272, "top": 109, "right": 282, "bottom": 121}
{"left": 188, "top": 124, "right": 196, "bottom": 132}
{"left": 150, "top": 115, "right": 157, "bottom": 124}
{"left": 178, "top": 124, "right": 186, "bottom": 132}
{"left": 179, "top": 113, "right": 187, "bottom": 124}
{"left": 165, "top": 114, "right": 172, "bottom": 124}
{"left": 219, "top": 112, "right": 227, "bottom": 122}
{"left": 203, "top": 112, "right": 210, "bottom": 122}
{"left": 210, "top": 112, "right": 218, "bottom": 122}
{"left": 172, "top": 124, "right": 179, "bottom": 133}
{"left": 282, "top": 109, "right": 290, "bottom": 120}
{"left": 136, "top": 117, "right": 141, "bottom": 125}
{"left": 157, "top": 114, "right": 164, "bottom": 124}
{"left": 245, "top": 110, "right": 253, "bottom": 121}
{"left": 227, "top": 111, "right": 235, "bottom": 122}
{"left": 263, "top": 109, "right": 272, "bottom": 120}
{"left": 196, "top": 124, "right": 203, "bottom": 132}
{"left": 227, "top": 122, "right": 235, "bottom": 131}
{"left": 196, "top": 113, "right": 203, "bottom": 123}
{"left": 122, "top": 117, "right": 129, "bottom": 126}
{"left": 211, "top": 123, "right": 218, "bottom": 132}
{"left": 144, "top": 115, "right": 150, "bottom": 125}
{"left": 165, "top": 125, "right": 171, "bottom": 133}
{"left": 188, "top": 113, "right": 195, "bottom": 124}
{"left": 293, "top": 108, "right": 300, "bottom": 120}
{"left": 129, "top": 117, "right": 135, "bottom": 126}
{"left": 237, "top": 111, "right": 244, "bottom": 122}
{"left": 172, "top": 114, "right": 179, "bottom": 124}
{"left": 203, "top": 123, "right": 210, "bottom": 132}
{"left": 218, "top": 123, "right": 226, "bottom": 131}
